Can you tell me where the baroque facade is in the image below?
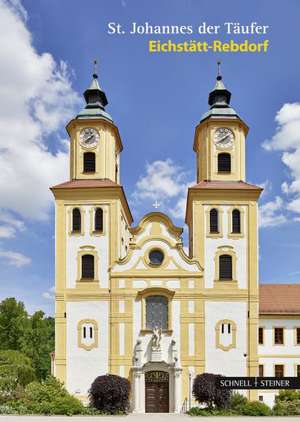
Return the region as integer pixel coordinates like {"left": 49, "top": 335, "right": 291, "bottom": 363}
{"left": 51, "top": 69, "right": 300, "bottom": 412}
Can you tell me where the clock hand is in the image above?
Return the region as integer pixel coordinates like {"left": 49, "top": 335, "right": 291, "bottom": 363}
{"left": 84, "top": 135, "right": 94, "bottom": 143}
{"left": 219, "top": 135, "right": 229, "bottom": 143}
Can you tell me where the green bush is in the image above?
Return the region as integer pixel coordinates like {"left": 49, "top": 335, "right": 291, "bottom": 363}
{"left": 239, "top": 400, "right": 271, "bottom": 416}
{"left": 273, "top": 390, "right": 300, "bottom": 415}
{"left": 229, "top": 392, "right": 248, "bottom": 413}
{"left": 273, "top": 400, "right": 300, "bottom": 416}
{"left": 188, "top": 406, "right": 234, "bottom": 416}
{"left": 11, "top": 376, "right": 85, "bottom": 415}
{"left": 276, "top": 389, "right": 300, "bottom": 402}
{"left": 0, "top": 405, "right": 15, "bottom": 414}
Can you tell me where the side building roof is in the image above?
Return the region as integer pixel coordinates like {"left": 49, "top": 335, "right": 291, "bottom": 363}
{"left": 259, "top": 284, "right": 300, "bottom": 315}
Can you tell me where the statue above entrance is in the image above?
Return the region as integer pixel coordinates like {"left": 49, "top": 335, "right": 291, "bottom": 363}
{"left": 152, "top": 326, "right": 162, "bottom": 351}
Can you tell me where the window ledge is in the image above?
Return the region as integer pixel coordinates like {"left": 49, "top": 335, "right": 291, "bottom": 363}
{"left": 92, "top": 230, "right": 104, "bottom": 236}
{"left": 70, "top": 231, "right": 83, "bottom": 236}
{"left": 214, "top": 280, "right": 238, "bottom": 289}
{"left": 228, "top": 232, "right": 243, "bottom": 239}
{"left": 76, "top": 280, "right": 99, "bottom": 290}
{"left": 207, "top": 232, "right": 223, "bottom": 238}
{"left": 140, "top": 329, "right": 173, "bottom": 336}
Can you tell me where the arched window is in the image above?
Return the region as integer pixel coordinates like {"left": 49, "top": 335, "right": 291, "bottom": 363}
{"left": 210, "top": 208, "right": 218, "bottom": 233}
{"left": 146, "top": 295, "right": 168, "bottom": 330}
{"left": 72, "top": 208, "right": 81, "bottom": 232}
{"left": 216, "top": 319, "right": 237, "bottom": 351}
{"left": 78, "top": 319, "right": 98, "bottom": 350}
{"left": 81, "top": 254, "right": 94, "bottom": 279}
{"left": 219, "top": 254, "right": 232, "bottom": 280}
{"left": 82, "top": 325, "right": 93, "bottom": 340}
{"left": 218, "top": 153, "right": 231, "bottom": 173}
{"left": 83, "top": 152, "right": 96, "bottom": 173}
{"left": 232, "top": 209, "right": 241, "bottom": 233}
{"left": 95, "top": 208, "right": 103, "bottom": 232}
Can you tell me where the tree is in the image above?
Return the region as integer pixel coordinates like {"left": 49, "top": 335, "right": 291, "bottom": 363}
{"left": 0, "top": 298, "right": 28, "bottom": 350}
{"left": 0, "top": 350, "right": 35, "bottom": 403}
{"left": 193, "top": 373, "right": 231, "bottom": 409}
{"left": 20, "top": 311, "right": 54, "bottom": 380}
{"left": 0, "top": 298, "right": 54, "bottom": 380}
{"left": 89, "top": 374, "right": 130, "bottom": 414}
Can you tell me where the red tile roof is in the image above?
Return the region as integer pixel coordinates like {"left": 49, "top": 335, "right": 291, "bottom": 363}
{"left": 50, "top": 178, "right": 133, "bottom": 223}
{"left": 190, "top": 181, "right": 263, "bottom": 190}
{"left": 51, "top": 179, "right": 119, "bottom": 189}
{"left": 259, "top": 284, "right": 300, "bottom": 315}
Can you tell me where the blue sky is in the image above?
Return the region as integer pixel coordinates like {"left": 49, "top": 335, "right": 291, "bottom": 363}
{"left": 1, "top": 0, "right": 300, "bottom": 315}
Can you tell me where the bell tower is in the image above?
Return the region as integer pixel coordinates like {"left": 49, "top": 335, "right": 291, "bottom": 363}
{"left": 186, "top": 64, "right": 262, "bottom": 400}
{"left": 51, "top": 65, "right": 132, "bottom": 392}
{"left": 193, "top": 63, "right": 248, "bottom": 183}
{"left": 67, "top": 66, "right": 122, "bottom": 182}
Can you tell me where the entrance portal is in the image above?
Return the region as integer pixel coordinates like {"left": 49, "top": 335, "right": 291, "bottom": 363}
{"left": 145, "top": 371, "right": 169, "bottom": 413}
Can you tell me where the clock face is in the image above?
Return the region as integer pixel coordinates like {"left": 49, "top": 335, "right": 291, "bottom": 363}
{"left": 214, "top": 127, "right": 234, "bottom": 149}
{"left": 79, "top": 127, "right": 99, "bottom": 148}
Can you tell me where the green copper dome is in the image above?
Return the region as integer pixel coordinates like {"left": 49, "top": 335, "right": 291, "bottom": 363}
{"left": 200, "top": 65, "right": 243, "bottom": 124}
{"left": 76, "top": 73, "right": 112, "bottom": 122}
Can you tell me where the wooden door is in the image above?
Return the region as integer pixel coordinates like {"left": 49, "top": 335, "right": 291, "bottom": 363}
{"left": 145, "top": 371, "right": 169, "bottom": 413}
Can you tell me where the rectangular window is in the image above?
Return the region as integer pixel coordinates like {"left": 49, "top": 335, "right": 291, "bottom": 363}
{"left": 274, "top": 327, "right": 284, "bottom": 345}
{"left": 297, "top": 365, "right": 300, "bottom": 378}
{"left": 259, "top": 395, "right": 263, "bottom": 402}
{"left": 259, "top": 365, "right": 264, "bottom": 377}
{"left": 228, "top": 324, "right": 231, "bottom": 334}
{"left": 258, "top": 327, "right": 264, "bottom": 345}
{"left": 275, "top": 364, "right": 284, "bottom": 377}
{"left": 296, "top": 328, "right": 300, "bottom": 345}
{"left": 146, "top": 295, "right": 168, "bottom": 330}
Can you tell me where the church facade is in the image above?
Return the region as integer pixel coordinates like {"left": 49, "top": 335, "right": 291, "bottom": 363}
{"left": 51, "top": 69, "right": 300, "bottom": 412}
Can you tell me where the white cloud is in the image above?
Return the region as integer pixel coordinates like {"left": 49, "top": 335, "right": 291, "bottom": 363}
{"left": 259, "top": 196, "right": 287, "bottom": 228}
{"left": 42, "top": 285, "right": 55, "bottom": 300}
{"left": 134, "top": 159, "right": 185, "bottom": 201}
{"left": 0, "top": 250, "right": 31, "bottom": 267}
{"left": 0, "top": 226, "right": 16, "bottom": 238}
{"left": 132, "top": 159, "right": 193, "bottom": 221}
{"left": 257, "top": 179, "right": 272, "bottom": 196}
{"left": 0, "top": 0, "right": 80, "bottom": 220}
{"left": 0, "top": 210, "right": 25, "bottom": 238}
{"left": 263, "top": 103, "right": 300, "bottom": 216}
{"left": 169, "top": 196, "right": 187, "bottom": 220}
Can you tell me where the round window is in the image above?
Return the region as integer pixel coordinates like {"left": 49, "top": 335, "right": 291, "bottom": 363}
{"left": 149, "top": 249, "right": 164, "bottom": 266}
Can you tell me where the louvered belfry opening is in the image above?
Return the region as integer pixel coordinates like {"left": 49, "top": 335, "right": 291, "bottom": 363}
{"left": 232, "top": 209, "right": 241, "bottom": 233}
{"left": 210, "top": 208, "right": 218, "bottom": 233}
{"left": 81, "top": 254, "right": 95, "bottom": 279}
{"left": 95, "top": 208, "right": 103, "bottom": 232}
{"left": 83, "top": 152, "right": 96, "bottom": 173}
{"left": 219, "top": 254, "right": 232, "bottom": 280}
{"left": 218, "top": 153, "right": 231, "bottom": 173}
{"left": 72, "top": 208, "right": 81, "bottom": 232}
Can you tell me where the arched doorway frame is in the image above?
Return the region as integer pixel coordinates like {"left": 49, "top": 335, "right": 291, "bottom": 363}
{"left": 132, "top": 361, "right": 182, "bottom": 413}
